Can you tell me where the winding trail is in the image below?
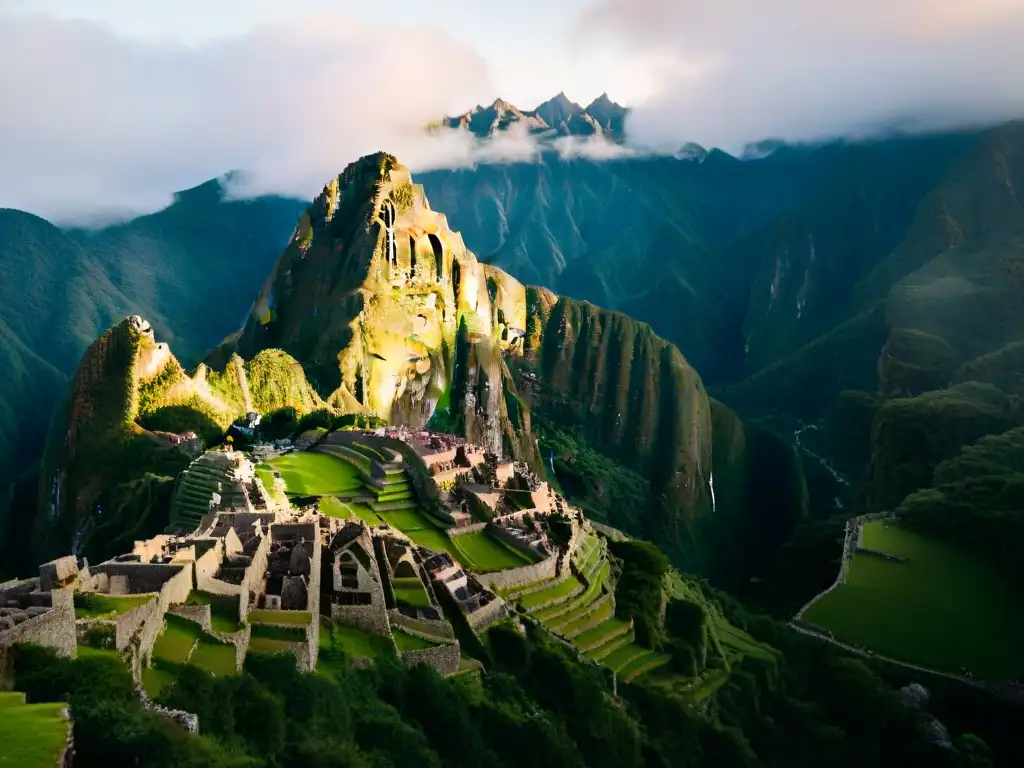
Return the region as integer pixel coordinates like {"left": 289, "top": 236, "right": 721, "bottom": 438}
{"left": 793, "top": 423, "right": 849, "bottom": 488}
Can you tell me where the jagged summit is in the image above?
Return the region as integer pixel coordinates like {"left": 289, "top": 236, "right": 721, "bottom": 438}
{"left": 442, "top": 91, "right": 629, "bottom": 142}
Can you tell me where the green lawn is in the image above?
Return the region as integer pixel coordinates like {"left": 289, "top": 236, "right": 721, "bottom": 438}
{"left": 249, "top": 624, "right": 307, "bottom": 642}
{"left": 393, "top": 629, "right": 439, "bottom": 652}
{"left": 255, "top": 464, "right": 289, "bottom": 507}
{"left": 320, "top": 496, "right": 380, "bottom": 524}
{"left": 74, "top": 592, "right": 153, "bottom": 619}
{"left": 406, "top": 527, "right": 455, "bottom": 554}
{"left": 0, "top": 700, "right": 68, "bottom": 768}
{"left": 392, "top": 576, "right": 431, "bottom": 608}
{"left": 264, "top": 451, "right": 364, "bottom": 496}
{"left": 451, "top": 531, "right": 535, "bottom": 572}
{"left": 152, "top": 615, "right": 201, "bottom": 663}
{"left": 518, "top": 576, "right": 580, "bottom": 610}
{"left": 189, "top": 637, "right": 237, "bottom": 676}
{"left": 572, "top": 617, "right": 630, "bottom": 651}
{"left": 377, "top": 507, "right": 432, "bottom": 531}
{"left": 556, "top": 596, "right": 613, "bottom": 638}
{"left": 186, "top": 591, "right": 242, "bottom": 633}
{"left": 333, "top": 625, "right": 395, "bottom": 658}
{"left": 802, "top": 521, "right": 1024, "bottom": 680}
{"left": 247, "top": 609, "right": 312, "bottom": 627}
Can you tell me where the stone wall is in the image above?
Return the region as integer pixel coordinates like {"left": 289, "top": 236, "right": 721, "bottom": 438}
{"left": 113, "top": 598, "right": 159, "bottom": 651}
{"left": 489, "top": 522, "right": 547, "bottom": 560}
{"left": 476, "top": 552, "right": 558, "bottom": 592}
{"left": 240, "top": 535, "right": 271, "bottom": 621}
{"left": 465, "top": 598, "right": 509, "bottom": 633}
{"left": 0, "top": 587, "right": 76, "bottom": 658}
{"left": 192, "top": 542, "right": 223, "bottom": 589}
{"left": 332, "top": 602, "right": 391, "bottom": 636}
{"left": 169, "top": 604, "right": 212, "bottom": 632}
{"left": 447, "top": 522, "right": 488, "bottom": 537}
{"left": 400, "top": 640, "right": 460, "bottom": 676}
{"left": 306, "top": 542, "right": 322, "bottom": 669}
{"left": 388, "top": 610, "right": 456, "bottom": 641}
{"left": 93, "top": 563, "right": 189, "bottom": 595}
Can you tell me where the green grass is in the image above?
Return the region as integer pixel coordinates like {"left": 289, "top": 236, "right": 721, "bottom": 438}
{"left": 75, "top": 645, "right": 125, "bottom": 664}
{"left": 248, "top": 637, "right": 300, "bottom": 655}
{"left": 555, "top": 596, "right": 613, "bottom": 638}
{"left": 803, "top": 521, "right": 1024, "bottom": 680}
{"left": 534, "top": 562, "right": 608, "bottom": 622}
{"left": 352, "top": 442, "right": 387, "bottom": 462}
{"left": 152, "top": 615, "right": 201, "bottom": 663}
{"left": 620, "top": 651, "right": 670, "bottom": 681}
{"left": 0, "top": 692, "right": 26, "bottom": 708}
{"left": 249, "top": 624, "right": 307, "bottom": 642}
{"left": 141, "top": 664, "right": 177, "bottom": 698}
{"left": 74, "top": 592, "right": 153, "bottom": 619}
{"left": 0, "top": 700, "right": 68, "bottom": 768}
{"left": 377, "top": 508, "right": 432, "bottom": 531}
{"left": 247, "top": 609, "right": 312, "bottom": 627}
{"left": 392, "top": 576, "right": 431, "bottom": 608}
{"left": 518, "top": 576, "right": 580, "bottom": 610}
{"left": 333, "top": 625, "right": 395, "bottom": 659}
{"left": 255, "top": 464, "right": 289, "bottom": 507}
{"left": 572, "top": 617, "right": 630, "bottom": 651}
{"left": 320, "top": 496, "right": 380, "bottom": 524}
{"left": 185, "top": 591, "right": 242, "bottom": 633}
{"left": 393, "top": 629, "right": 439, "bottom": 651}
{"left": 189, "top": 637, "right": 237, "bottom": 676}
{"left": 265, "top": 451, "right": 363, "bottom": 496}
{"left": 406, "top": 527, "right": 455, "bottom": 554}
{"left": 450, "top": 530, "right": 535, "bottom": 572}
{"left": 602, "top": 643, "right": 647, "bottom": 673}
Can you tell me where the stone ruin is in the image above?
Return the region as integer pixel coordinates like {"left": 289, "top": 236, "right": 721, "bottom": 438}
{"left": 258, "top": 524, "right": 317, "bottom": 612}
{"left": 422, "top": 551, "right": 504, "bottom": 626}
{"left": 325, "top": 521, "right": 389, "bottom": 635}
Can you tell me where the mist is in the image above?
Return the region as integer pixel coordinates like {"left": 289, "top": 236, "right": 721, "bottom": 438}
{"left": 0, "top": 14, "right": 502, "bottom": 223}
{"left": 582, "top": 0, "right": 1024, "bottom": 153}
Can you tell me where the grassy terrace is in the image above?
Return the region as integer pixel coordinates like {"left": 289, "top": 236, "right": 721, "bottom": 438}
{"left": 247, "top": 609, "right": 312, "bottom": 627}
{"left": 392, "top": 576, "right": 431, "bottom": 608}
{"left": 802, "top": 521, "right": 1024, "bottom": 680}
{"left": 189, "top": 636, "right": 237, "bottom": 676}
{"left": 0, "top": 694, "right": 68, "bottom": 768}
{"left": 152, "top": 615, "right": 202, "bottom": 663}
{"left": 518, "top": 575, "right": 581, "bottom": 610}
{"left": 320, "top": 496, "right": 379, "bottom": 524}
{"left": 74, "top": 592, "right": 153, "bottom": 619}
{"left": 185, "top": 590, "right": 242, "bottom": 633}
{"left": 533, "top": 561, "right": 609, "bottom": 623}
{"left": 451, "top": 530, "right": 535, "bottom": 573}
{"left": 264, "top": 451, "right": 363, "bottom": 496}
{"left": 573, "top": 617, "right": 630, "bottom": 652}
{"left": 393, "top": 629, "right": 439, "bottom": 652}
{"left": 333, "top": 625, "right": 395, "bottom": 658}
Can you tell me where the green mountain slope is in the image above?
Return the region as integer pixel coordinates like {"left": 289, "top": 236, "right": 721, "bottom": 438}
{"left": 0, "top": 185, "right": 304, "bottom": 493}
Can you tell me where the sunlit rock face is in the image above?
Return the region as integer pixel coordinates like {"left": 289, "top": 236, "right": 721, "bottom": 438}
{"left": 237, "top": 153, "right": 528, "bottom": 440}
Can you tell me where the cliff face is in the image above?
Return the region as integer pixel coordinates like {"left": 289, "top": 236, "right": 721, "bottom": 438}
{"left": 233, "top": 154, "right": 719, "bottom": 534}
{"left": 37, "top": 315, "right": 320, "bottom": 561}
{"left": 235, "top": 153, "right": 531, "bottom": 455}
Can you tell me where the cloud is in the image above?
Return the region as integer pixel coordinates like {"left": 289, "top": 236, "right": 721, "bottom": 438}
{"left": 0, "top": 14, "right": 497, "bottom": 223}
{"left": 581, "top": 0, "right": 1024, "bottom": 153}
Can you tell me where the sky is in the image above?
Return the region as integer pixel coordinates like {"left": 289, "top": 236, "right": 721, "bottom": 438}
{"left": 2, "top": 0, "right": 1023, "bottom": 222}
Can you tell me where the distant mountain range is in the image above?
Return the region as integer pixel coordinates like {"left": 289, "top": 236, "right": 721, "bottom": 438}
{"left": 438, "top": 91, "right": 630, "bottom": 142}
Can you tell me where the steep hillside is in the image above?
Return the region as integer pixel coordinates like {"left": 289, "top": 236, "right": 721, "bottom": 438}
{"left": 30, "top": 315, "right": 320, "bottom": 563}
{"left": 0, "top": 185, "right": 303, "bottom": 492}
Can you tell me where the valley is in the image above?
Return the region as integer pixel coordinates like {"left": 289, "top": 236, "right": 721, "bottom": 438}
{"left": 1, "top": 135, "right": 1023, "bottom": 766}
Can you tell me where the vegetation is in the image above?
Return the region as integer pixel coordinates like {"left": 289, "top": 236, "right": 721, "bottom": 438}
{"left": 264, "top": 451, "right": 363, "bottom": 496}
{"left": 0, "top": 694, "right": 69, "bottom": 768}
{"left": 802, "top": 522, "right": 1024, "bottom": 679}
{"left": 73, "top": 593, "right": 153, "bottom": 619}
{"left": 450, "top": 530, "right": 535, "bottom": 572}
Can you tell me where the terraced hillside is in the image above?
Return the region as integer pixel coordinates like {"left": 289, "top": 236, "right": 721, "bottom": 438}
{"left": 506, "top": 528, "right": 669, "bottom": 681}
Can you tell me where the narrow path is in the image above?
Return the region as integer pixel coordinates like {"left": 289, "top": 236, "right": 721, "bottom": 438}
{"left": 793, "top": 423, "right": 849, "bottom": 488}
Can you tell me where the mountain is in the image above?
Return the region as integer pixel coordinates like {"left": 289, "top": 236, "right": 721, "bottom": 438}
{"left": 441, "top": 91, "right": 629, "bottom": 142}
{"left": 0, "top": 183, "right": 305, "bottom": 493}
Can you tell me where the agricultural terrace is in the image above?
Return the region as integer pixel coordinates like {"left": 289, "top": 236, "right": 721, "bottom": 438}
{"left": 73, "top": 593, "right": 152, "bottom": 619}
{"left": 504, "top": 530, "right": 669, "bottom": 682}
{"left": 0, "top": 693, "right": 68, "bottom": 768}
{"left": 261, "top": 452, "right": 363, "bottom": 496}
{"left": 450, "top": 530, "right": 536, "bottom": 572}
{"left": 145, "top": 614, "right": 239, "bottom": 695}
{"left": 802, "top": 521, "right": 1024, "bottom": 680}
